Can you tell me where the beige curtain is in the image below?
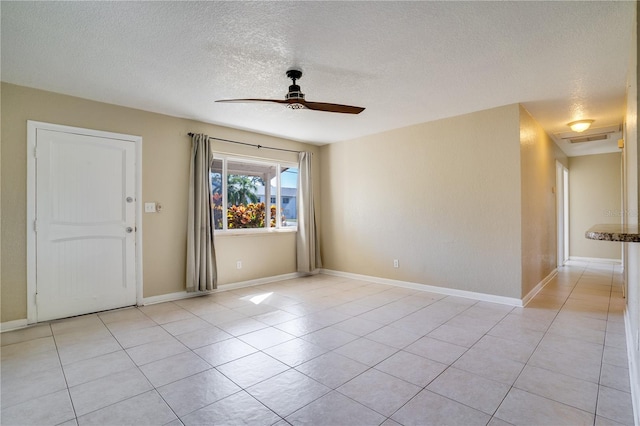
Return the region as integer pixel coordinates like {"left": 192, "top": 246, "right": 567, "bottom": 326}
{"left": 186, "top": 133, "right": 217, "bottom": 292}
{"left": 296, "top": 151, "right": 322, "bottom": 273}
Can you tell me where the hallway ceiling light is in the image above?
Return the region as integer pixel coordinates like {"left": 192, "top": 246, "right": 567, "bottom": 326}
{"left": 567, "top": 119, "right": 595, "bottom": 133}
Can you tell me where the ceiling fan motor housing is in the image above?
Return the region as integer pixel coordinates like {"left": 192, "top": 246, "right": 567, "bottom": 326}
{"left": 286, "top": 84, "right": 305, "bottom": 100}
{"left": 285, "top": 69, "right": 305, "bottom": 101}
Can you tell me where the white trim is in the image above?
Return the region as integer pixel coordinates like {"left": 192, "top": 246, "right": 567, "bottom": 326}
{"left": 556, "top": 161, "right": 563, "bottom": 267}
{"left": 320, "top": 269, "right": 523, "bottom": 307}
{"left": 142, "top": 272, "right": 305, "bottom": 305}
{"left": 522, "top": 268, "right": 558, "bottom": 307}
{"left": 0, "top": 319, "right": 29, "bottom": 333}
{"left": 214, "top": 228, "right": 297, "bottom": 237}
{"left": 9, "top": 270, "right": 317, "bottom": 324}
{"left": 624, "top": 307, "right": 640, "bottom": 426}
{"left": 26, "top": 121, "right": 143, "bottom": 323}
{"left": 26, "top": 122, "right": 37, "bottom": 324}
{"left": 568, "top": 256, "right": 623, "bottom": 264}
{"left": 212, "top": 153, "right": 298, "bottom": 233}
{"left": 135, "top": 135, "right": 144, "bottom": 307}
{"left": 556, "top": 161, "right": 570, "bottom": 267}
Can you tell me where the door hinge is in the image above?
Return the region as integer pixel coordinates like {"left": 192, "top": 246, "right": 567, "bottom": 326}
{"left": 34, "top": 147, "right": 38, "bottom": 158}
{"left": 34, "top": 220, "right": 38, "bottom": 233}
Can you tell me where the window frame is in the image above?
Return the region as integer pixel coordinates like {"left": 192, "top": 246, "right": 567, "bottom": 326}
{"left": 211, "top": 154, "right": 298, "bottom": 235}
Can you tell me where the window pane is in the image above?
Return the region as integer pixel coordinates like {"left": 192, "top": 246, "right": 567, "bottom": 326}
{"left": 281, "top": 167, "right": 298, "bottom": 228}
{"left": 210, "top": 157, "right": 298, "bottom": 232}
{"left": 227, "top": 160, "right": 268, "bottom": 229}
{"left": 210, "top": 159, "right": 223, "bottom": 230}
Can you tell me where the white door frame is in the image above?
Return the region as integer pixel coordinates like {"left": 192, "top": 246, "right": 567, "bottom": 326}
{"left": 26, "top": 121, "right": 143, "bottom": 324}
{"left": 563, "top": 167, "right": 570, "bottom": 264}
{"left": 556, "top": 161, "right": 570, "bottom": 267}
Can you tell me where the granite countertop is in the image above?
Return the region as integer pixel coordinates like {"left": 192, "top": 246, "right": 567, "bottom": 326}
{"left": 585, "top": 224, "right": 640, "bottom": 243}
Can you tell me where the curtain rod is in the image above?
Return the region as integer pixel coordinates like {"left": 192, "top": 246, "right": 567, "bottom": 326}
{"left": 188, "top": 132, "right": 302, "bottom": 154}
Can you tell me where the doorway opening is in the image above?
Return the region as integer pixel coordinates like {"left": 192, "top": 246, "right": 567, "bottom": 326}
{"left": 556, "top": 161, "right": 570, "bottom": 267}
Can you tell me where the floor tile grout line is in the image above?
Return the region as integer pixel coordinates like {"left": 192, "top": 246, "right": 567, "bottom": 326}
{"left": 592, "top": 262, "right": 622, "bottom": 426}
{"left": 540, "top": 262, "right": 623, "bottom": 418}
{"left": 236, "top": 291, "right": 442, "bottom": 424}
{"left": 3, "top": 266, "right": 632, "bottom": 425}
{"left": 96, "top": 268, "right": 625, "bottom": 423}
{"left": 72, "top": 310, "right": 174, "bottom": 423}
{"left": 1, "top": 285, "right": 505, "bottom": 422}
{"left": 176, "top": 388, "right": 247, "bottom": 421}
{"left": 46, "top": 322, "right": 81, "bottom": 425}
{"left": 197, "top": 288, "right": 417, "bottom": 426}
{"left": 378, "top": 299, "right": 517, "bottom": 424}
{"left": 426, "top": 320, "right": 521, "bottom": 420}
{"left": 73, "top": 306, "right": 281, "bottom": 423}
{"left": 484, "top": 262, "right": 589, "bottom": 421}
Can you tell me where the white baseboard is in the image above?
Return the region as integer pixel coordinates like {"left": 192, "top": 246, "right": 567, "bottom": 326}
{"left": 0, "top": 319, "right": 29, "bottom": 333}
{"left": 624, "top": 307, "right": 640, "bottom": 426}
{"left": 2, "top": 272, "right": 310, "bottom": 328}
{"left": 568, "top": 256, "right": 623, "bottom": 264}
{"left": 320, "top": 269, "right": 523, "bottom": 307}
{"left": 142, "top": 272, "right": 305, "bottom": 305}
{"left": 0, "top": 267, "right": 562, "bottom": 331}
{"left": 522, "top": 268, "right": 558, "bottom": 307}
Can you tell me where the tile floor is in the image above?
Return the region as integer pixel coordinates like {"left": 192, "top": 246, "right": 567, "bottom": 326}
{"left": 1, "top": 260, "right": 635, "bottom": 425}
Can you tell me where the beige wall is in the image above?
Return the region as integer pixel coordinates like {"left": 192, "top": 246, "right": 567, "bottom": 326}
{"left": 568, "top": 153, "right": 622, "bottom": 260}
{"left": 320, "top": 104, "right": 524, "bottom": 299}
{"left": 519, "top": 106, "right": 565, "bottom": 296}
{"left": 1, "top": 83, "right": 319, "bottom": 322}
{"left": 0, "top": 82, "right": 570, "bottom": 322}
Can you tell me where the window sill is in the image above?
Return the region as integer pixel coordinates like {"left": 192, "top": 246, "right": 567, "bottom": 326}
{"left": 214, "top": 228, "right": 297, "bottom": 237}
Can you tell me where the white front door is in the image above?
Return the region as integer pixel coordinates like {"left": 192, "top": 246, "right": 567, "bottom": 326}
{"left": 33, "top": 126, "right": 138, "bottom": 321}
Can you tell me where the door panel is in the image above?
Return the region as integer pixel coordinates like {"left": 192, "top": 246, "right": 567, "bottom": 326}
{"left": 36, "top": 129, "right": 136, "bottom": 321}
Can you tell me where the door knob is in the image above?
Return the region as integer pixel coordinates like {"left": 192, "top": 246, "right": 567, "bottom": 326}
{"left": 125, "top": 227, "right": 133, "bottom": 233}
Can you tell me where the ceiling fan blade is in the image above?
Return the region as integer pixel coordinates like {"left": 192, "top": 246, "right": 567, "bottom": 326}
{"left": 301, "top": 101, "right": 365, "bottom": 114}
{"left": 215, "top": 98, "right": 288, "bottom": 104}
{"left": 216, "top": 98, "right": 365, "bottom": 114}
{"left": 216, "top": 69, "right": 366, "bottom": 114}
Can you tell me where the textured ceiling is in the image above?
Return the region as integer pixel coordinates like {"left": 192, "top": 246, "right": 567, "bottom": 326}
{"left": 1, "top": 1, "right": 635, "bottom": 154}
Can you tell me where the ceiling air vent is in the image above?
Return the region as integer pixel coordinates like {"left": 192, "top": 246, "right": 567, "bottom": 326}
{"left": 568, "top": 133, "right": 611, "bottom": 144}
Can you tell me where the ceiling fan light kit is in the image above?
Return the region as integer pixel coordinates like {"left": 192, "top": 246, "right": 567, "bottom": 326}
{"left": 216, "top": 68, "right": 365, "bottom": 115}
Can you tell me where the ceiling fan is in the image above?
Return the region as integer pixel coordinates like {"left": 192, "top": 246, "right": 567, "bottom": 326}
{"left": 216, "top": 69, "right": 365, "bottom": 115}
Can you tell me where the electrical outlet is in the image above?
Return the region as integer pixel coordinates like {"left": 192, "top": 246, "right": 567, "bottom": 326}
{"left": 236, "top": 260, "right": 242, "bottom": 270}
{"left": 393, "top": 259, "right": 399, "bottom": 268}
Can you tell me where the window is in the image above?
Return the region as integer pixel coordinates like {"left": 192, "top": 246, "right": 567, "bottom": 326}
{"left": 211, "top": 155, "right": 298, "bottom": 232}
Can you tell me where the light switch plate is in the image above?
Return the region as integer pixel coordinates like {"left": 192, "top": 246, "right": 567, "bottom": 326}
{"left": 145, "top": 202, "right": 157, "bottom": 213}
